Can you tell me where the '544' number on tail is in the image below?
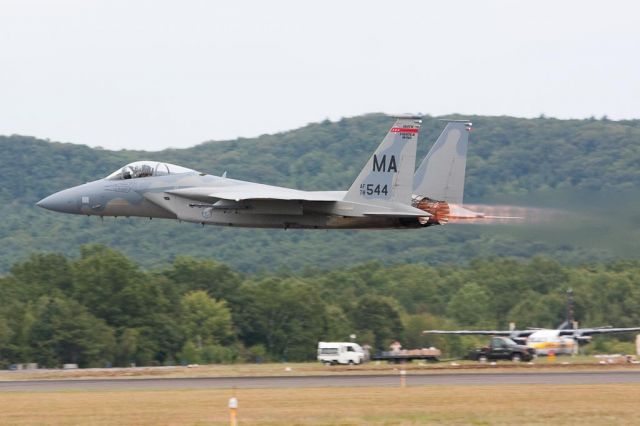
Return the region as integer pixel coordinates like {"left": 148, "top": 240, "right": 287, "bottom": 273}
{"left": 360, "top": 184, "right": 388, "bottom": 196}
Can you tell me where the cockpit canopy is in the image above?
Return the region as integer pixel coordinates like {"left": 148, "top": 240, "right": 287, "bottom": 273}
{"left": 105, "top": 161, "right": 198, "bottom": 180}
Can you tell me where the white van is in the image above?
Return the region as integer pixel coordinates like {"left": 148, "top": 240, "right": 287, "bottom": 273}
{"left": 317, "top": 342, "right": 365, "bottom": 365}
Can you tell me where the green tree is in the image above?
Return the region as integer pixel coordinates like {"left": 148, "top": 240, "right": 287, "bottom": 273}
{"left": 72, "top": 245, "right": 174, "bottom": 328}
{"left": 8, "top": 253, "right": 73, "bottom": 300}
{"left": 179, "top": 290, "right": 235, "bottom": 348}
{"left": 178, "top": 340, "right": 200, "bottom": 364}
{"left": 28, "top": 296, "right": 115, "bottom": 367}
{"left": 323, "top": 305, "right": 353, "bottom": 341}
{"left": 163, "top": 257, "right": 242, "bottom": 302}
{"left": 446, "top": 282, "right": 492, "bottom": 327}
{"left": 0, "top": 316, "right": 15, "bottom": 367}
{"left": 506, "top": 292, "right": 566, "bottom": 328}
{"left": 352, "top": 295, "right": 403, "bottom": 350}
{"left": 116, "top": 328, "right": 139, "bottom": 366}
{"left": 235, "top": 278, "right": 327, "bottom": 361}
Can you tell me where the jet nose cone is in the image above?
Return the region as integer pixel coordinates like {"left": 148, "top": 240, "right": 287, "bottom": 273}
{"left": 36, "top": 191, "right": 78, "bottom": 213}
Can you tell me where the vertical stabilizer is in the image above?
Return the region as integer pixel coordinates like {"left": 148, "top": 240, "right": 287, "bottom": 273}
{"left": 344, "top": 116, "right": 421, "bottom": 206}
{"left": 413, "top": 120, "right": 471, "bottom": 204}
{"left": 559, "top": 288, "right": 576, "bottom": 330}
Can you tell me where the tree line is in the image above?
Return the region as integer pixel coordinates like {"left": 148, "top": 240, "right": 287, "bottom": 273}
{"left": 0, "top": 246, "right": 639, "bottom": 368}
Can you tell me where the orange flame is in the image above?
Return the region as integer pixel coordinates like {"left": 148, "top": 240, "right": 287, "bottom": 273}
{"left": 449, "top": 204, "right": 562, "bottom": 225}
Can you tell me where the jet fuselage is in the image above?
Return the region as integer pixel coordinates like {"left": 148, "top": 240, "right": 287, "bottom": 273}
{"left": 37, "top": 172, "right": 423, "bottom": 229}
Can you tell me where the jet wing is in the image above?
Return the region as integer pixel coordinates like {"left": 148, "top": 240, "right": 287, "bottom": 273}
{"left": 559, "top": 327, "right": 640, "bottom": 336}
{"left": 166, "top": 185, "right": 344, "bottom": 202}
{"left": 423, "top": 330, "right": 536, "bottom": 338}
{"left": 164, "top": 185, "right": 429, "bottom": 218}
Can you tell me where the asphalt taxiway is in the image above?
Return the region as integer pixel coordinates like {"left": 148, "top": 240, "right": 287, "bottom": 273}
{"left": 2, "top": 371, "right": 640, "bottom": 391}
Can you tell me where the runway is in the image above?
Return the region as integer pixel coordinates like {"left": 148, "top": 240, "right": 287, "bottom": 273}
{"left": 2, "top": 371, "right": 640, "bottom": 391}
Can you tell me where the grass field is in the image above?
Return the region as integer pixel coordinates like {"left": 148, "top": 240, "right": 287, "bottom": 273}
{"left": 1, "top": 384, "right": 639, "bottom": 425}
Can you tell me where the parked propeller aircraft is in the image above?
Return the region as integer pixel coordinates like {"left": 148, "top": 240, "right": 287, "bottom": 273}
{"left": 424, "top": 326, "right": 640, "bottom": 356}
{"left": 37, "top": 116, "right": 503, "bottom": 229}
{"left": 424, "top": 291, "right": 640, "bottom": 355}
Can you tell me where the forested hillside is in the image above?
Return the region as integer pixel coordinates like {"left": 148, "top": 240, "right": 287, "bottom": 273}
{"left": 1, "top": 114, "right": 639, "bottom": 272}
{"left": 1, "top": 248, "right": 638, "bottom": 367}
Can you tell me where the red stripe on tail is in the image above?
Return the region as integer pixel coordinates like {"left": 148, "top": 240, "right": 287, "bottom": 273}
{"left": 391, "top": 127, "right": 419, "bottom": 134}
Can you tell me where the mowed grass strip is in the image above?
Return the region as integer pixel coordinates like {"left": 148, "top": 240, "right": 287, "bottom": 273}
{"left": 0, "top": 384, "right": 638, "bottom": 425}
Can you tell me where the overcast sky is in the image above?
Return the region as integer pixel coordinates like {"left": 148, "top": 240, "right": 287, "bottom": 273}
{"left": 1, "top": 0, "right": 638, "bottom": 151}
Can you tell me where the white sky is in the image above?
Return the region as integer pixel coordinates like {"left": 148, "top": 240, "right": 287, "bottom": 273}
{"left": 1, "top": 0, "right": 639, "bottom": 150}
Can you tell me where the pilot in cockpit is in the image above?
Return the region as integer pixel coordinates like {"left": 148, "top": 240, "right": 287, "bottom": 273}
{"left": 106, "top": 161, "right": 197, "bottom": 180}
{"left": 137, "top": 164, "right": 154, "bottom": 178}
{"left": 122, "top": 164, "right": 153, "bottom": 179}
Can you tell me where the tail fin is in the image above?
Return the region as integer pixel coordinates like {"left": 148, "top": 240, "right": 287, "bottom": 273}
{"left": 344, "top": 116, "right": 421, "bottom": 206}
{"left": 413, "top": 120, "right": 471, "bottom": 204}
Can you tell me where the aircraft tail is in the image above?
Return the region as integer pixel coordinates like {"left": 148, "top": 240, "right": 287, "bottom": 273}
{"left": 558, "top": 288, "right": 576, "bottom": 330}
{"left": 344, "top": 116, "right": 421, "bottom": 206}
{"left": 411, "top": 122, "right": 526, "bottom": 226}
{"left": 413, "top": 120, "right": 471, "bottom": 204}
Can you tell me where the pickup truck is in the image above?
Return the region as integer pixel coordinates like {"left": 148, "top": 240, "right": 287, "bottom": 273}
{"left": 467, "top": 336, "right": 535, "bottom": 362}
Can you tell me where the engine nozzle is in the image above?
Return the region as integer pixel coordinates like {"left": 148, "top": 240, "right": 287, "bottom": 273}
{"left": 412, "top": 195, "right": 450, "bottom": 226}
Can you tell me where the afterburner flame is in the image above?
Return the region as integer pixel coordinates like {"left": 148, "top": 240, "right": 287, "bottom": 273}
{"left": 412, "top": 196, "right": 450, "bottom": 225}
{"left": 412, "top": 195, "right": 560, "bottom": 226}
{"left": 448, "top": 204, "right": 558, "bottom": 225}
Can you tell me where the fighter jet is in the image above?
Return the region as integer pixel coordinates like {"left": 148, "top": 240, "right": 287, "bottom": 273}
{"left": 423, "top": 290, "right": 640, "bottom": 355}
{"left": 37, "top": 116, "right": 490, "bottom": 229}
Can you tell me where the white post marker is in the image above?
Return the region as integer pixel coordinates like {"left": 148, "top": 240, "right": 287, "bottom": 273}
{"left": 399, "top": 369, "right": 407, "bottom": 388}
{"left": 229, "top": 397, "right": 238, "bottom": 426}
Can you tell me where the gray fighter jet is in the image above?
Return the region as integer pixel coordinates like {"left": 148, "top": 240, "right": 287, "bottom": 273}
{"left": 37, "top": 116, "right": 487, "bottom": 229}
